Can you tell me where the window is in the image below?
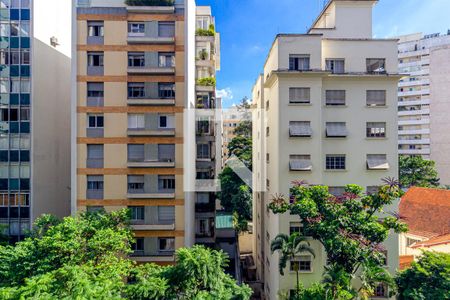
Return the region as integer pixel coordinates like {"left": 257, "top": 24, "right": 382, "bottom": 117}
{"left": 290, "top": 256, "right": 312, "bottom": 272}
{"left": 289, "top": 54, "right": 310, "bottom": 71}
{"left": 375, "top": 283, "right": 388, "bottom": 297}
{"left": 406, "top": 237, "right": 421, "bottom": 247}
{"left": 196, "top": 16, "right": 210, "bottom": 30}
{"left": 367, "top": 154, "right": 389, "bottom": 170}
{"left": 289, "top": 222, "right": 304, "bottom": 236}
{"left": 159, "top": 52, "right": 175, "bottom": 68}
{"left": 158, "top": 206, "right": 175, "bottom": 221}
{"left": 128, "top": 83, "right": 145, "bottom": 98}
{"left": 88, "top": 21, "right": 104, "bottom": 37}
{"left": 87, "top": 82, "right": 104, "bottom": 98}
{"left": 87, "top": 114, "right": 104, "bottom": 128}
{"left": 87, "top": 175, "right": 103, "bottom": 191}
{"left": 159, "top": 115, "right": 174, "bottom": 128}
{"left": 325, "top": 90, "right": 346, "bottom": 106}
{"left": 196, "top": 192, "right": 210, "bottom": 204}
{"left": 289, "top": 121, "right": 312, "bottom": 137}
{"left": 128, "top": 175, "right": 144, "bottom": 192}
{"left": 158, "top": 22, "right": 175, "bottom": 37}
{"left": 326, "top": 155, "right": 346, "bottom": 170}
{"left": 366, "top": 122, "right": 386, "bottom": 138}
{"left": 128, "top": 52, "right": 145, "bottom": 67}
{"left": 19, "top": 22, "right": 29, "bottom": 37}
{"left": 21, "top": 50, "right": 30, "bottom": 64}
{"left": 326, "top": 59, "right": 345, "bottom": 74}
{"left": 159, "top": 176, "right": 175, "bottom": 190}
{"left": 128, "top": 22, "right": 145, "bottom": 35}
{"left": 129, "top": 206, "right": 145, "bottom": 221}
{"left": 326, "top": 122, "right": 348, "bottom": 138}
{"left": 289, "top": 88, "right": 310, "bottom": 104}
{"left": 87, "top": 144, "right": 103, "bottom": 162}
{"left": 132, "top": 238, "right": 144, "bottom": 252}
{"left": 87, "top": 52, "right": 103, "bottom": 66}
{"left": 197, "top": 143, "right": 210, "bottom": 159}
{"left": 159, "top": 83, "right": 175, "bottom": 98}
{"left": 158, "top": 237, "right": 175, "bottom": 252}
{"left": 289, "top": 155, "right": 312, "bottom": 171}
{"left": 128, "top": 114, "right": 144, "bottom": 129}
{"left": 366, "top": 58, "right": 386, "bottom": 73}
{"left": 10, "top": 21, "right": 18, "bottom": 36}
{"left": 128, "top": 144, "right": 144, "bottom": 162}
{"left": 367, "top": 90, "right": 386, "bottom": 107}
{"left": 328, "top": 186, "right": 346, "bottom": 197}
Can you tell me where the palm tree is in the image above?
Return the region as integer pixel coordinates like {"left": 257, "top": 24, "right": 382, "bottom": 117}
{"left": 271, "top": 233, "right": 315, "bottom": 299}
{"left": 357, "top": 263, "right": 394, "bottom": 299}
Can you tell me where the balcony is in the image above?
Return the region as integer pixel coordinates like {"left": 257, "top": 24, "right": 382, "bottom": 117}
{"left": 128, "top": 98, "right": 175, "bottom": 106}
{"left": 398, "top": 148, "right": 430, "bottom": 155}
{"left": 398, "top": 109, "right": 430, "bottom": 116}
{"left": 128, "top": 160, "right": 175, "bottom": 168}
{"left": 398, "top": 48, "right": 430, "bottom": 58}
{"left": 127, "top": 192, "right": 175, "bottom": 199}
{"left": 127, "top": 35, "right": 174, "bottom": 44}
{"left": 126, "top": 5, "right": 175, "bottom": 14}
{"left": 398, "top": 98, "right": 430, "bottom": 106}
{"left": 398, "top": 118, "right": 430, "bottom": 126}
{"left": 398, "top": 89, "right": 430, "bottom": 97}
{"left": 398, "top": 138, "right": 430, "bottom": 145}
{"left": 132, "top": 222, "right": 175, "bottom": 231}
{"left": 132, "top": 255, "right": 175, "bottom": 263}
{"left": 128, "top": 66, "right": 175, "bottom": 75}
{"left": 398, "top": 78, "right": 430, "bottom": 87}
{"left": 127, "top": 128, "right": 175, "bottom": 137}
{"left": 398, "top": 128, "right": 430, "bottom": 135}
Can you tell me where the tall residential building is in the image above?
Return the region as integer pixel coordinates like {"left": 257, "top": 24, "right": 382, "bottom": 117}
{"left": 252, "top": 1, "right": 400, "bottom": 298}
{"left": 222, "top": 110, "right": 243, "bottom": 166}
{"left": 73, "top": 0, "right": 190, "bottom": 264}
{"left": 397, "top": 32, "right": 450, "bottom": 184}
{"left": 0, "top": 0, "right": 72, "bottom": 242}
{"left": 194, "top": 5, "right": 220, "bottom": 246}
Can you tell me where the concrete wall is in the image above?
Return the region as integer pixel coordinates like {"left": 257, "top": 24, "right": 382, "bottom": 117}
{"left": 32, "top": 0, "right": 72, "bottom": 221}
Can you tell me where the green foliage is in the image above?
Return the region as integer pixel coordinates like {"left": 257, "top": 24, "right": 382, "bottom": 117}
{"left": 196, "top": 24, "right": 216, "bottom": 36}
{"left": 227, "top": 135, "right": 252, "bottom": 169}
{"left": 199, "top": 49, "right": 209, "bottom": 60}
{"left": 197, "top": 77, "right": 216, "bottom": 86}
{"left": 269, "top": 181, "right": 407, "bottom": 297}
{"left": 233, "top": 120, "right": 252, "bottom": 138}
{"left": 0, "top": 225, "right": 8, "bottom": 246}
{"left": 0, "top": 212, "right": 250, "bottom": 299}
{"left": 125, "top": 0, "right": 175, "bottom": 6}
{"left": 399, "top": 155, "right": 440, "bottom": 188}
{"left": 396, "top": 251, "right": 450, "bottom": 300}
{"left": 271, "top": 233, "right": 315, "bottom": 299}
{"left": 164, "top": 246, "right": 252, "bottom": 299}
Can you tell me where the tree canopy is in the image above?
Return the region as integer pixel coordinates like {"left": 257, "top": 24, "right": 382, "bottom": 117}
{"left": 269, "top": 180, "right": 407, "bottom": 298}
{"left": 399, "top": 155, "right": 440, "bottom": 188}
{"left": 396, "top": 251, "right": 450, "bottom": 300}
{"left": 0, "top": 210, "right": 251, "bottom": 299}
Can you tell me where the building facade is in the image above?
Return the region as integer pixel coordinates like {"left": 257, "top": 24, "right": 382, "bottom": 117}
{"left": 73, "top": 0, "right": 189, "bottom": 264}
{"left": 252, "top": 1, "right": 400, "bottom": 298}
{"left": 194, "top": 5, "right": 220, "bottom": 246}
{"left": 0, "top": 0, "right": 71, "bottom": 242}
{"left": 397, "top": 32, "right": 450, "bottom": 184}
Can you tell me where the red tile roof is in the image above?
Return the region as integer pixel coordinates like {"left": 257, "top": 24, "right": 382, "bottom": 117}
{"left": 399, "top": 187, "right": 450, "bottom": 236}
{"left": 399, "top": 255, "right": 414, "bottom": 270}
{"left": 411, "top": 233, "right": 450, "bottom": 248}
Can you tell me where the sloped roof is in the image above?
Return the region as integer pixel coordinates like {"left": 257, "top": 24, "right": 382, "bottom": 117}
{"left": 411, "top": 233, "right": 450, "bottom": 248}
{"left": 399, "top": 187, "right": 450, "bottom": 236}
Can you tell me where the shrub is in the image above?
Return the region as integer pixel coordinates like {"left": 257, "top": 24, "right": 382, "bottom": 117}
{"left": 196, "top": 24, "right": 215, "bottom": 36}
{"left": 197, "top": 77, "right": 216, "bottom": 87}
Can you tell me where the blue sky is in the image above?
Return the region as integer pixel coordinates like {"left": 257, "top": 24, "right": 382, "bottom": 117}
{"left": 195, "top": 0, "right": 450, "bottom": 107}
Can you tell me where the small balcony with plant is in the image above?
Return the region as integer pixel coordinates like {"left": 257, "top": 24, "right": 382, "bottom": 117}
{"left": 125, "top": 0, "right": 175, "bottom": 14}
{"left": 195, "top": 24, "right": 216, "bottom": 44}
{"left": 196, "top": 48, "right": 215, "bottom": 70}
{"left": 196, "top": 77, "right": 216, "bottom": 92}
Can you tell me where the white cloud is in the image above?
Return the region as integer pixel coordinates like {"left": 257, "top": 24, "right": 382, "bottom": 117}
{"left": 216, "top": 87, "right": 234, "bottom": 101}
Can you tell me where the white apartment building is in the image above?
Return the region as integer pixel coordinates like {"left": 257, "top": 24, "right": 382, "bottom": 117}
{"left": 252, "top": 1, "right": 400, "bottom": 299}
{"left": 397, "top": 31, "right": 450, "bottom": 184}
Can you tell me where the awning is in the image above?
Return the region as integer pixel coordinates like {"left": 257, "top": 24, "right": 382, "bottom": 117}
{"left": 367, "top": 155, "right": 389, "bottom": 170}
{"left": 289, "top": 156, "right": 312, "bottom": 171}
{"left": 326, "top": 122, "right": 348, "bottom": 137}
{"left": 289, "top": 122, "right": 312, "bottom": 137}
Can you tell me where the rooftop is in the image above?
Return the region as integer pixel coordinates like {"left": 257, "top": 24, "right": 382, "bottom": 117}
{"left": 399, "top": 187, "right": 450, "bottom": 236}
{"left": 411, "top": 233, "right": 450, "bottom": 248}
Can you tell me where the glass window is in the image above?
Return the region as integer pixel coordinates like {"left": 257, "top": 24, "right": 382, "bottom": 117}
{"left": 87, "top": 175, "right": 103, "bottom": 190}
{"left": 87, "top": 52, "right": 103, "bottom": 67}
{"left": 128, "top": 52, "right": 145, "bottom": 67}
{"left": 326, "top": 155, "right": 346, "bottom": 170}
{"left": 21, "top": 49, "right": 29, "bottom": 64}
{"left": 128, "top": 22, "right": 145, "bottom": 35}
{"left": 129, "top": 206, "right": 145, "bottom": 221}
{"left": 159, "top": 115, "right": 167, "bottom": 128}
{"left": 158, "top": 83, "right": 175, "bottom": 98}
{"left": 127, "top": 82, "right": 145, "bottom": 98}
{"left": 159, "top": 52, "right": 175, "bottom": 68}
{"left": 158, "top": 237, "right": 175, "bottom": 252}
{"left": 19, "top": 21, "right": 29, "bottom": 37}
{"left": 366, "top": 122, "right": 386, "bottom": 138}
{"left": 289, "top": 88, "right": 310, "bottom": 104}
{"left": 10, "top": 0, "right": 19, "bottom": 8}
{"left": 0, "top": 0, "right": 10, "bottom": 9}
{"left": 325, "top": 59, "right": 345, "bottom": 74}
{"left": 10, "top": 50, "right": 20, "bottom": 64}
{"left": 366, "top": 58, "right": 386, "bottom": 73}
{"left": 87, "top": 82, "right": 104, "bottom": 98}
{"left": 88, "top": 21, "right": 104, "bottom": 37}
{"left": 367, "top": 90, "right": 386, "bottom": 107}
{"left": 0, "top": 80, "right": 8, "bottom": 93}
{"left": 10, "top": 22, "right": 19, "bottom": 36}
{"left": 289, "top": 54, "right": 310, "bottom": 71}
{"left": 196, "top": 143, "right": 210, "bottom": 159}
{"left": 0, "top": 22, "right": 9, "bottom": 36}
{"left": 87, "top": 114, "right": 104, "bottom": 128}
{"left": 290, "top": 256, "right": 312, "bottom": 272}
{"left": 127, "top": 114, "right": 144, "bottom": 129}
{"left": 158, "top": 22, "right": 175, "bottom": 38}
{"left": 325, "top": 90, "right": 346, "bottom": 106}
{"left": 158, "top": 175, "right": 175, "bottom": 190}
{"left": 132, "top": 238, "right": 144, "bottom": 252}
{"left": 20, "top": 79, "right": 30, "bottom": 93}
{"left": 127, "top": 175, "right": 144, "bottom": 192}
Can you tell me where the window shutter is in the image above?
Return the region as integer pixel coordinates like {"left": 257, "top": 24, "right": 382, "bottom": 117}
{"left": 367, "top": 90, "right": 386, "bottom": 106}
{"left": 128, "top": 144, "right": 145, "bottom": 161}
{"left": 326, "top": 90, "right": 346, "bottom": 105}
{"left": 158, "top": 206, "right": 175, "bottom": 221}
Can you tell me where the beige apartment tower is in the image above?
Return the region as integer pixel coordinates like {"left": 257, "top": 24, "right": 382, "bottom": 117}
{"left": 397, "top": 32, "right": 450, "bottom": 184}
{"left": 73, "top": 0, "right": 190, "bottom": 264}
{"left": 252, "top": 0, "right": 400, "bottom": 298}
